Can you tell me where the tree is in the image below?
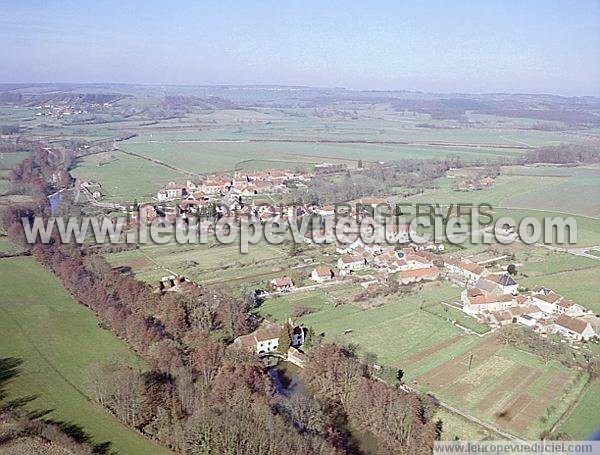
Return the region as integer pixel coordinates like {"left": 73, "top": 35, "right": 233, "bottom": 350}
{"left": 277, "top": 388, "right": 329, "bottom": 435}
{"left": 302, "top": 343, "right": 363, "bottom": 406}
{"left": 303, "top": 327, "right": 316, "bottom": 351}
{"left": 241, "top": 287, "right": 260, "bottom": 312}
{"left": 278, "top": 324, "right": 292, "bottom": 355}
{"left": 497, "top": 324, "right": 521, "bottom": 345}
{"left": 396, "top": 368, "right": 404, "bottom": 383}
{"left": 507, "top": 264, "right": 517, "bottom": 275}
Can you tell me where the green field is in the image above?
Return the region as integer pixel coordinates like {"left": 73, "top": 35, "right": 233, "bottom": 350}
{"left": 409, "top": 172, "right": 600, "bottom": 220}
{"left": 70, "top": 150, "right": 187, "bottom": 202}
{"left": 435, "top": 408, "right": 492, "bottom": 441}
{"left": 259, "top": 282, "right": 464, "bottom": 365}
{"left": 0, "top": 257, "right": 171, "bottom": 454}
{"left": 0, "top": 151, "right": 30, "bottom": 169}
{"left": 501, "top": 166, "right": 600, "bottom": 218}
{"left": 258, "top": 282, "right": 585, "bottom": 439}
{"left": 558, "top": 380, "right": 600, "bottom": 439}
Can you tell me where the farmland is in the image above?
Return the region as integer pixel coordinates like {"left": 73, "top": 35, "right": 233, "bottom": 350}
{"left": 0, "top": 257, "right": 171, "bottom": 454}
{"left": 1, "top": 84, "right": 599, "bottom": 444}
{"left": 257, "top": 282, "right": 586, "bottom": 439}
{"left": 117, "top": 109, "right": 575, "bottom": 176}
{"left": 70, "top": 150, "right": 188, "bottom": 203}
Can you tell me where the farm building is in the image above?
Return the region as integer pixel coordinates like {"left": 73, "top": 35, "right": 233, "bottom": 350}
{"left": 337, "top": 254, "right": 368, "bottom": 273}
{"left": 398, "top": 266, "right": 440, "bottom": 285}
{"left": 270, "top": 276, "right": 294, "bottom": 291}
{"left": 444, "top": 256, "right": 485, "bottom": 282}
{"left": 553, "top": 315, "right": 596, "bottom": 341}
{"left": 462, "top": 290, "right": 517, "bottom": 316}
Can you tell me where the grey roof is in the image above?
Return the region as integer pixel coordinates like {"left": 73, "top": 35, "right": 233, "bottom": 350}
{"left": 474, "top": 278, "right": 501, "bottom": 295}
{"left": 498, "top": 274, "right": 517, "bottom": 287}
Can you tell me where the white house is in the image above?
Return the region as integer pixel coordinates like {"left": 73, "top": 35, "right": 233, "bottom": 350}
{"left": 555, "top": 299, "right": 586, "bottom": 317}
{"left": 445, "top": 256, "right": 485, "bottom": 282}
{"left": 311, "top": 266, "right": 335, "bottom": 283}
{"left": 233, "top": 323, "right": 281, "bottom": 354}
{"left": 553, "top": 315, "right": 596, "bottom": 341}
{"left": 316, "top": 205, "right": 335, "bottom": 216}
{"left": 462, "top": 290, "right": 517, "bottom": 316}
{"left": 532, "top": 292, "right": 563, "bottom": 314}
{"left": 337, "top": 254, "right": 367, "bottom": 272}
{"left": 517, "top": 314, "right": 537, "bottom": 327}
{"left": 270, "top": 276, "right": 294, "bottom": 291}
{"left": 233, "top": 321, "right": 305, "bottom": 355}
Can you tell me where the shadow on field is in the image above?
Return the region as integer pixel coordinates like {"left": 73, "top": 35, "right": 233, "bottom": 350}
{"left": 0, "top": 357, "right": 23, "bottom": 402}
{"left": 0, "top": 357, "right": 112, "bottom": 454}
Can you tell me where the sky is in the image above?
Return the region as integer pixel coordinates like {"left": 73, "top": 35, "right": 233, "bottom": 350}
{"left": 0, "top": 0, "right": 599, "bottom": 96}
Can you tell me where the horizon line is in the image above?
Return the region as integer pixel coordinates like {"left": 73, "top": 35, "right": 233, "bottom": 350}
{"left": 0, "top": 81, "right": 598, "bottom": 100}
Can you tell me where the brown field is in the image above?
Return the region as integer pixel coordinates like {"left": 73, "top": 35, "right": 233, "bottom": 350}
{"left": 415, "top": 337, "right": 500, "bottom": 389}
{"left": 404, "top": 335, "right": 465, "bottom": 365}
{"left": 504, "top": 372, "right": 571, "bottom": 432}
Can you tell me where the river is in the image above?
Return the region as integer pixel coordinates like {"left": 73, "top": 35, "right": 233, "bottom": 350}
{"left": 267, "top": 359, "right": 379, "bottom": 454}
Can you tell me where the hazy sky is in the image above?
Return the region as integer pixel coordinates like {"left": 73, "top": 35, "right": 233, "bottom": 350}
{"left": 1, "top": 0, "right": 599, "bottom": 95}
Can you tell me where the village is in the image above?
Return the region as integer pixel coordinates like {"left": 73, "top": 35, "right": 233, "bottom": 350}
{"left": 131, "top": 164, "right": 598, "bottom": 369}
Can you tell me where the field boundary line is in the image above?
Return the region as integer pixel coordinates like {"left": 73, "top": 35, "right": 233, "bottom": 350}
{"left": 549, "top": 377, "right": 595, "bottom": 436}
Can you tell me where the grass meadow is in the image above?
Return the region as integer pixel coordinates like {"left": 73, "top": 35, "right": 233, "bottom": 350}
{"left": 558, "top": 380, "right": 600, "bottom": 439}
{"left": 0, "top": 257, "right": 171, "bottom": 454}
{"left": 70, "top": 151, "right": 187, "bottom": 202}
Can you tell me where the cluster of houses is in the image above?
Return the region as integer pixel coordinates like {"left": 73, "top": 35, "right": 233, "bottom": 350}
{"left": 456, "top": 176, "right": 495, "bottom": 191}
{"left": 271, "top": 239, "right": 598, "bottom": 344}
{"left": 448, "top": 255, "right": 597, "bottom": 342}
{"left": 157, "top": 168, "right": 312, "bottom": 202}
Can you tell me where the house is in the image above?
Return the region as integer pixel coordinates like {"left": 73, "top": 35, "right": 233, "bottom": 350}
{"left": 136, "top": 203, "right": 157, "bottom": 223}
{"left": 531, "top": 292, "right": 563, "bottom": 314}
{"left": 164, "top": 182, "right": 187, "bottom": 199}
{"left": 157, "top": 189, "right": 168, "bottom": 202}
{"left": 487, "top": 274, "right": 518, "bottom": 294}
{"left": 384, "top": 224, "right": 411, "bottom": 244}
{"left": 555, "top": 299, "right": 586, "bottom": 317}
{"left": 553, "top": 315, "right": 596, "bottom": 341}
{"left": 234, "top": 323, "right": 281, "bottom": 354}
{"left": 398, "top": 266, "right": 440, "bottom": 285}
{"left": 311, "top": 266, "right": 335, "bottom": 283}
{"left": 462, "top": 290, "right": 516, "bottom": 316}
{"left": 201, "top": 179, "right": 225, "bottom": 194}
{"left": 337, "top": 254, "right": 368, "bottom": 272}
{"left": 491, "top": 310, "right": 514, "bottom": 326}
{"left": 291, "top": 324, "right": 305, "bottom": 346}
{"left": 511, "top": 304, "right": 545, "bottom": 320}
{"left": 517, "top": 314, "right": 537, "bottom": 327}
{"left": 472, "top": 277, "right": 503, "bottom": 296}
{"left": 233, "top": 321, "right": 305, "bottom": 355}
{"left": 403, "top": 253, "right": 434, "bottom": 270}
{"left": 491, "top": 304, "right": 544, "bottom": 326}
{"left": 531, "top": 292, "right": 583, "bottom": 315}
{"left": 444, "top": 256, "right": 485, "bottom": 282}
{"left": 270, "top": 276, "right": 294, "bottom": 291}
